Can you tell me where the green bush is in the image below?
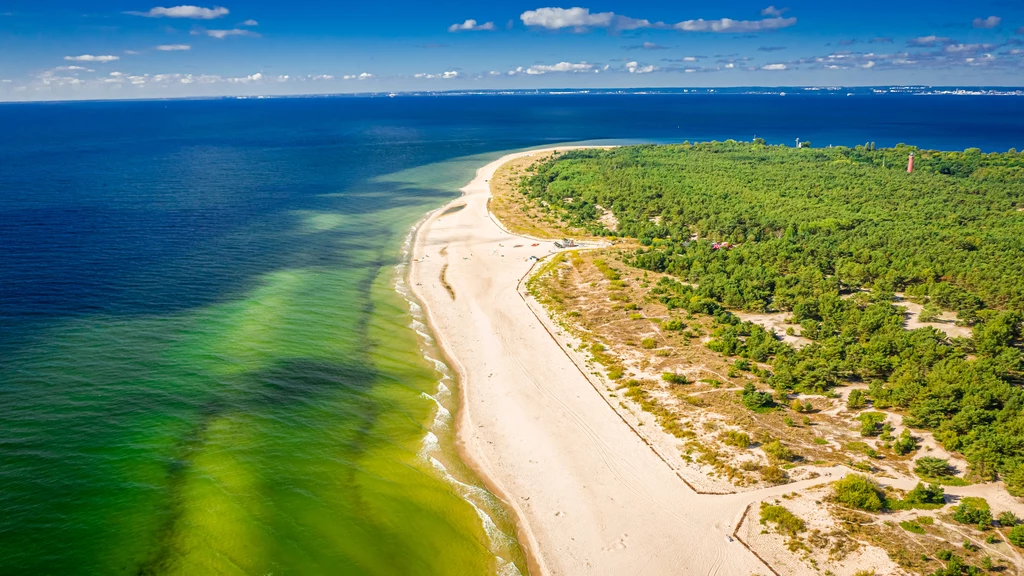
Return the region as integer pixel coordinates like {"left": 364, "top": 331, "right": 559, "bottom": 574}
{"left": 1003, "top": 465, "right": 1024, "bottom": 497}
{"left": 723, "top": 430, "right": 751, "bottom": 449}
{"left": 1009, "top": 525, "right": 1024, "bottom": 548}
{"left": 760, "top": 465, "right": 788, "bottom": 485}
{"left": 763, "top": 440, "right": 796, "bottom": 463}
{"left": 833, "top": 474, "right": 886, "bottom": 512}
{"left": 858, "top": 412, "right": 887, "bottom": 437}
{"left": 661, "top": 372, "right": 688, "bottom": 385}
{"left": 759, "top": 503, "right": 805, "bottom": 537}
{"left": 847, "top": 389, "right": 866, "bottom": 409}
{"left": 892, "top": 429, "right": 917, "bottom": 455}
{"left": 661, "top": 318, "right": 686, "bottom": 331}
{"left": 952, "top": 497, "right": 991, "bottom": 527}
{"left": 998, "top": 511, "right": 1018, "bottom": 526}
{"left": 741, "top": 382, "right": 775, "bottom": 411}
{"left": 904, "top": 483, "right": 945, "bottom": 506}
{"left": 640, "top": 338, "right": 657, "bottom": 349}
{"left": 900, "top": 520, "right": 925, "bottom": 534}
{"left": 915, "top": 457, "right": 953, "bottom": 479}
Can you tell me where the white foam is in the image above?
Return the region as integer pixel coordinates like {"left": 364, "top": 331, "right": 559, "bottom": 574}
{"left": 396, "top": 203, "right": 523, "bottom": 574}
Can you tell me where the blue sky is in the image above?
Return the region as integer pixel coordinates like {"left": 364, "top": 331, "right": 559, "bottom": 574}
{"left": 2, "top": 1, "right": 1023, "bottom": 100}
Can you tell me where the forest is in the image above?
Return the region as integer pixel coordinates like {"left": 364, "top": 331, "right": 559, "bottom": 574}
{"left": 519, "top": 141, "right": 1024, "bottom": 488}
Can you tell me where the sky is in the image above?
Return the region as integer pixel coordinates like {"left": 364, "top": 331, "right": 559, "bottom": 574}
{"left": 2, "top": 1, "right": 1024, "bottom": 101}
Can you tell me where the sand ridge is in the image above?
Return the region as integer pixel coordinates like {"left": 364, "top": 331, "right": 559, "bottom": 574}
{"left": 409, "top": 148, "right": 850, "bottom": 575}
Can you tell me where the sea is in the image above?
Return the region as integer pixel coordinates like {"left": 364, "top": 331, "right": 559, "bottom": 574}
{"left": 1, "top": 93, "right": 1022, "bottom": 576}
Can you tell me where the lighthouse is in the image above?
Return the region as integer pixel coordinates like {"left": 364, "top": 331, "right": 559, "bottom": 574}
{"left": 907, "top": 152, "right": 915, "bottom": 174}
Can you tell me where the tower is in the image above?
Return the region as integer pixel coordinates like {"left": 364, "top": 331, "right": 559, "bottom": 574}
{"left": 907, "top": 152, "right": 915, "bottom": 174}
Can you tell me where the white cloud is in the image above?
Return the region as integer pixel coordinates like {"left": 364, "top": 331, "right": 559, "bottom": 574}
{"left": 521, "top": 7, "right": 613, "bottom": 29}
{"left": 945, "top": 43, "right": 994, "bottom": 53}
{"left": 761, "top": 63, "right": 787, "bottom": 70}
{"left": 342, "top": 73, "right": 374, "bottom": 80}
{"left": 197, "top": 28, "right": 259, "bottom": 39}
{"left": 448, "top": 19, "right": 495, "bottom": 32}
{"left": 124, "top": 50, "right": 140, "bottom": 55}
{"left": 520, "top": 6, "right": 796, "bottom": 34}
{"left": 972, "top": 16, "right": 1000, "bottom": 29}
{"left": 129, "top": 5, "right": 229, "bottom": 19}
{"left": 511, "top": 61, "right": 595, "bottom": 75}
{"left": 240, "top": 19, "right": 258, "bottom": 26}
{"left": 414, "top": 70, "right": 461, "bottom": 79}
{"left": 862, "top": 60, "right": 875, "bottom": 68}
{"left": 64, "top": 54, "right": 119, "bottom": 62}
{"left": 761, "top": 6, "right": 787, "bottom": 17}
{"left": 308, "top": 74, "right": 334, "bottom": 80}
{"left": 54, "top": 65, "right": 92, "bottom": 71}
{"left": 520, "top": 7, "right": 650, "bottom": 31}
{"left": 674, "top": 16, "right": 796, "bottom": 33}
{"left": 725, "top": 62, "right": 735, "bottom": 68}
{"left": 908, "top": 35, "right": 952, "bottom": 46}
{"left": 156, "top": 44, "right": 191, "bottom": 51}
{"left": 625, "top": 61, "right": 656, "bottom": 73}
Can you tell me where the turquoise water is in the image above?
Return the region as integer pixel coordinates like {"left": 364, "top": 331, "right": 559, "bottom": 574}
{"left": 2, "top": 95, "right": 1022, "bottom": 575}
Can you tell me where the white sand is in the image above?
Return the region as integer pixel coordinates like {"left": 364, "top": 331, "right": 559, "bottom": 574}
{"left": 409, "top": 149, "right": 857, "bottom": 575}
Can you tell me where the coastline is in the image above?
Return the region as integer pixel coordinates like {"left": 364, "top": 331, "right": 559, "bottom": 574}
{"left": 409, "top": 149, "right": 997, "bottom": 575}
{"left": 409, "top": 148, "right": 776, "bottom": 575}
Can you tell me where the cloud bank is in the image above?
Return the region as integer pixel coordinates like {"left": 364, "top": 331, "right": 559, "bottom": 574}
{"left": 129, "top": 5, "right": 228, "bottom": 19}
{"left": 520, "top": 6, "right": 796, "bottom": 33}
{"left": 64, "top": 54, "right": 120, "bottom": 62}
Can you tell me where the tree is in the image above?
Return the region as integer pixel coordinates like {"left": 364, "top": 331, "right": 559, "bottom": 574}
{"left": 915, "top": 457, "right": 953, "bottom": 479}
{"left": 919, "top": 303, "right": 941, "bottom": 323}
{"left": 904, "top": 483, "right": 945, "bottom": 506}
{"left": 952, "top": 497, "right": 991, "bottom": 527}
{"left": 741, "top": 382, "right": 775, "bottom": 411}
{"left": 833, "top": 474, "right": 886, "bottom": 511}
{"left": 1009, "top": 525, "right": 1024, "bottom": 548}
{"left": 847, "top": 389, "right": 866, "bottom": 410}
{"left": 893, "top": 429, "right": 917, "bottom": 455}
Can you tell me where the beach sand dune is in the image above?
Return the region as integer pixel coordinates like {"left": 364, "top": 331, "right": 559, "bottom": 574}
{"left": 410, "top": 149, "right": 811, "bottom": 575}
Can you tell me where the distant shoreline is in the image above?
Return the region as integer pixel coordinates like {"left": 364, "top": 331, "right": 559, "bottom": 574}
{"left": 4, "top": 85, "right": 1024, "bottom": 105}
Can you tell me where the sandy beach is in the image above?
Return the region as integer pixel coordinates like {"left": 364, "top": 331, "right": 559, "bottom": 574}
{"left": 408, "top": 149, "right": 855, "bottom": 575}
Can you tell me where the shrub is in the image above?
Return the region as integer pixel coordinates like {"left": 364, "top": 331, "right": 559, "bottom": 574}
{"left": 661, "top": 319, "right": 686, "bottom": 331}
{"left": 723, "top": 430, "right": 751, "bottom": 449}
{"left": 763, "top": 440, "right": 796, "bottom": 463}
{"left": 741, "top": 382, "right": 775, "bottom": 411}
{"left": 833, "top": 474, "right": 886, "bottom": 512}
{"left": 761, "top": 465, "right": 788, "bottom": 485}
{"left": 640, "top": 338, "right": 657, "bottom": 349}
{"left": 998, "top": 511, "right": 1018, "bottom": 526}
{"left": 1003, "top": 465, "right": 1024, "bottom": 497}
{"left": 919, "top": 303, "right": 941, "bottom": 323}
{"left": 661, "top": 372, "right": 688, "bottom": 385}
{"left": 1009, "top": 525, "right": 1024, "bottom": 548}
{"left": 760, "top": 503, "right": 805, "bottom": 537}
{"left": 892, "top": 429, "right": 917, "bottom": 455}
{"left": 915, "top": 457, "right": 953, "bottom": 479}
{"left": 952, "top": 497, "right": 991, "bottom": 528}
{"left": 858, "top": 412, "right": 887, "bottom": 436}
{"left": 903, "top": 483, "right": 945, "bottom": 507}
{"left": 847, "top": 389, "right": 866, "bottom": 409}
{"left": 900, "top": 520, "right": 925, "bottom": 534}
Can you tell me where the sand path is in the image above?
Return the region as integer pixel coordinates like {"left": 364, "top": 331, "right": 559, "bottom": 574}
{"left": 409, "top": 148, "right": 827, "bottom": 575}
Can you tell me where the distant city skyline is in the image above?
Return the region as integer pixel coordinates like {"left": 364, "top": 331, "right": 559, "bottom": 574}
{"left": 2, "top": 1, "right": 1024, "bottom": 101}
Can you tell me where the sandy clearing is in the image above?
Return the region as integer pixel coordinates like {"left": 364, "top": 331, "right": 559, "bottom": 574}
{"left": 408, "top": 148, "right": 858, "bottom": 575}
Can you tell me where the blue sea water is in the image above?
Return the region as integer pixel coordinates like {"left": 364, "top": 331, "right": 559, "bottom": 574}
{"left": 0, "top": 93, "right": 1022, "bottom": 575}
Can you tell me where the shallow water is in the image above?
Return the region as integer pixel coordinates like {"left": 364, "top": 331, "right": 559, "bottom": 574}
{"left": 1, "top": 95, "right": 1021, "bottom": 575}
